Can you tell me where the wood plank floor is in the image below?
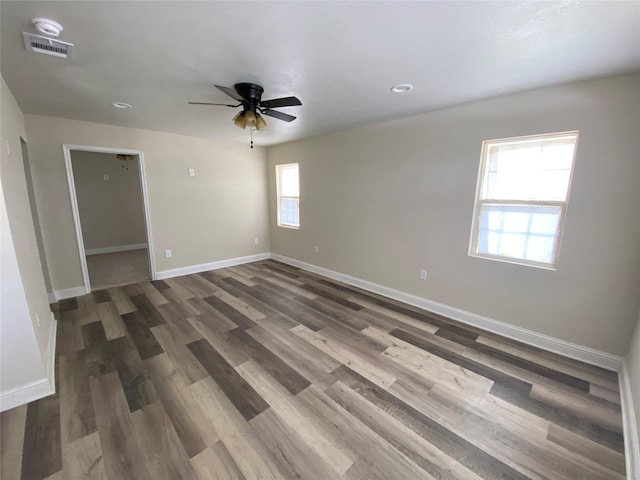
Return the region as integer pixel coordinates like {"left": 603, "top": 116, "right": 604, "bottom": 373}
{"left": 0, "top": 260, "right": 626, "bottom": 479}
{"left": 86, "top": 249, "right": 150, "bottom": 291}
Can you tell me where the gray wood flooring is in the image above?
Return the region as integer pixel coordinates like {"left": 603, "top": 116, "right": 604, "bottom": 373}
{"left": 0, "top": 260, "right": 626, "bottom": 479}
{"left": 86, "top": 249, "right": 150, "bottom": 291}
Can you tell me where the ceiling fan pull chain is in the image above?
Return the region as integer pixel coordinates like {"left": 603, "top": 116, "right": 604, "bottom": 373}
{"left": 250, "top": 127, "right": 254, "bottom": 149}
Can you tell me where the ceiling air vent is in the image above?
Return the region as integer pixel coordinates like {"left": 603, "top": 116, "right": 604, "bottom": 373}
{"left": 22, "top": 32, "right": 73, "bottom": 59}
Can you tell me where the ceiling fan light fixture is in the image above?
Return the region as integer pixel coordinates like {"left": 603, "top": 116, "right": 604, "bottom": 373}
{"left": 255, "top": 113, "right": 267, "bottom": 131}
{"left": 244, "top": 110, "right": 257, "bottom": 127}
{"left": 233, "top": 111, "right": 247, "bottom": 129}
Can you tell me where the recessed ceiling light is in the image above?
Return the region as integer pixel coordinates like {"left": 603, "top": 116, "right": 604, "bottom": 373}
{"left": 390, "top": 83, "right": 414, "bottom": 93}
{"left": 112, "top": 102, "right": 133, "bottom": 109}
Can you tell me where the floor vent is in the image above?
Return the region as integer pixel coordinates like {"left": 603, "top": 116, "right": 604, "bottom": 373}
{"left": 22, "top": 32, "right": 73, "bottom": 59}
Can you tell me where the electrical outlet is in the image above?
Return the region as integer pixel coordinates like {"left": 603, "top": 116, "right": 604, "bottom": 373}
{"left": 419, "top": 269, "right": 427, "bottom": 281}
{"left": 165, "top": 249, "right": 172, "bottom": 258}
{"left": 188, "top": 168, "right": 195, "bottom": 177}
{"left": 314, "top": 245, "right": 319, "bottom": 253}
{"left": 103, "top": 174, "right": 109, "bottom": 181}
{"left": 254, "top": 238, "right": 259, "bottom": 245}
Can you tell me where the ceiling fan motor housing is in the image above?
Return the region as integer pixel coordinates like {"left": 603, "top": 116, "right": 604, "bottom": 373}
{"left": 235, "top": 83, "right": 264, "bottom": 112}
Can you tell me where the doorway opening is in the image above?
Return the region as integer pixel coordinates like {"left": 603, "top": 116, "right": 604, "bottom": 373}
{"left": 63, "top": 145, "right": 155, "bottom": 293}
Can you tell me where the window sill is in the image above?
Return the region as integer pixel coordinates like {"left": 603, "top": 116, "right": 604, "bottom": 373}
{"left": 468, "top": 252, "right": 557, "bottom": 271}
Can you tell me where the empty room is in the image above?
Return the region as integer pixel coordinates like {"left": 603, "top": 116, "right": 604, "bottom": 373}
{"left": 1, "top": 2, "right": 639, "bottom": 479}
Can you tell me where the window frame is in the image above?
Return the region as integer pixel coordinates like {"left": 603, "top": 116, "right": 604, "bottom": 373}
{"left": 276, "top": 163, "right": 300, "bottom": 229}
{"left": 468, "top": 131, "right": 579, "bottom": 270}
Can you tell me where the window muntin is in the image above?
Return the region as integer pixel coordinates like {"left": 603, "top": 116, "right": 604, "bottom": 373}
{"left": 276, "top": 163, "right": 300, "bottom": 228}
{"left": 470, "top": 132, "right": 578, "bottom": 268}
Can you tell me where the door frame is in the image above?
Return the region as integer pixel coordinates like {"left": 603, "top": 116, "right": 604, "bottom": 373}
{"left": 62, "top": 144, "right": 156, "bottom": 294}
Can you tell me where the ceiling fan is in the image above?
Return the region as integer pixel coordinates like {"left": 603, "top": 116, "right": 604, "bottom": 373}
{"left": 189, "top": 83, "right": 302, "bottom": 146}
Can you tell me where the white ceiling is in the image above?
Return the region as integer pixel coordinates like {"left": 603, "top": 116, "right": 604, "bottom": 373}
{"left": 2, "top": 1, "right": 639, "bottom": 147}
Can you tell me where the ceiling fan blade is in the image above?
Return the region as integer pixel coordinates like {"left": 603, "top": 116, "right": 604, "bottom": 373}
{"left": 259, "top": 96, "right": 302, "bottom": 109}
{"left": 215, "top": 85, "right": 247, "bottom": 102}
{"left": 261, "top": 109, "right": 297, "bottom": 122}
{"left": 188, "top": 102, "right": 239, "bottom": 107}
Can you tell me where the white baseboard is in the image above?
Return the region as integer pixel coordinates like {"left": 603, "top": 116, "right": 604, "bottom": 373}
{"left": 620, "top": 362, "right": 640, "bottom": 479}
{"left": 43, "top": 252, "right": 623, "bottom": 372}
{"left": 49, "top": 286, "right": 87, "bottom": 303}
{"left": 85, "top": 243, "right": 147, "bottom": 256}
{"left": 0, "top": 377, "right": 55, "bottom": 412}
{"left": 48, "top": 252, "right": 271, "bottom": 302}
{"left": 270, "top": 254, "right": 622, "bottom": 372}
{"left": 156, "top": 253, "right": 271, "bottom": 280}
{"left": 0, "top": 312, "right": 57, "bottom": 412}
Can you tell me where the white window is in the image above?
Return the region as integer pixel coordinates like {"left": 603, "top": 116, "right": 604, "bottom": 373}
{"left": 276, "top": 163, "right": 300, "bottom": 228}
{"left": 469, "top": 131, "right": 578, "bottom": 269}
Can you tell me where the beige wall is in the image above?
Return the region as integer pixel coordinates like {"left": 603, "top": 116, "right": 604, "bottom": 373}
{"left": 0, "top": 77, "right": 51, "bottom": 393}
{"left": 71, "top": 151, "right": 146, "bottom": 251}
{"left": 268, "top": 73, "right": 640, "bottom": 356}
{"left": 25, "top": 115, "right": 270, "bottom": 292}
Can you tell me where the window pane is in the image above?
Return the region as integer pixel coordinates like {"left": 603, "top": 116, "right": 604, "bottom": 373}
{"left": 498, "top": 233, "right": 527, "bottom": 259}
{"left": 280, "top": 197, "right": 299, "bottom": 226}
{"left": 482, "top": 136, "right": 576, "bottom": 201}
{"left": 525, "top": 235, "right": 556, "bottom": 264}
{"left": 529, "top": 212, "right": 559, "bottom": 235}
{"left": 502, "top": 211, "right": 530, "bottom": 233}
{"left": 280, "top": 165, "right": 299, "bottom": 197}
{"left": 477, "top": 204, "right": 561, "bottom": 264}
{"left": 277, "top": 163, "right": 300, "bottom": 228}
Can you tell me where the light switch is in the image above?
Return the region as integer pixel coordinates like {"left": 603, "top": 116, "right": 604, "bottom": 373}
{"left": 188, "top": 168, "right": 195, "bottom": 177}
{"left": 103, "top": 174, "right": 109, "bottom": 181}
